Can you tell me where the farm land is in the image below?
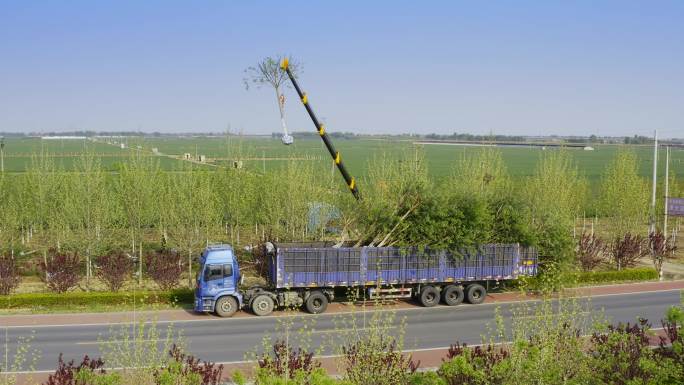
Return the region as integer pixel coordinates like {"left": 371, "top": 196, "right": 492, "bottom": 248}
{"left": 3, "top": 136, "right": 684, "bottom": 186}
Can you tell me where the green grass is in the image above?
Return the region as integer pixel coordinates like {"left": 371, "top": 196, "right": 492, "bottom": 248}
{"left": 3, "top": 136, "right": 683, "bottom": 187}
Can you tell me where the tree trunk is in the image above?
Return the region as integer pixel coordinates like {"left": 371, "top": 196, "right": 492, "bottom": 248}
{"left": 138, "top": 241, "right": 143, "bottom": 286}
{"left": 43, "top": 249, "right": 48, "bottom": 281}
{"left": 86, "top": 248, "right": 90, "bottom": 290}
{"left": 188, "top": 249, "right": 193, "bottom": 288}
{"left": 377, "top": 203, "right": 419, "bottom": 247}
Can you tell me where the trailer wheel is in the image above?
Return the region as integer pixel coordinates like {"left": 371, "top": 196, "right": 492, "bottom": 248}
{"left": 442, "top": 285, "right": 464, "bottom": 306}
{"left": 465, "top": 284, "right": 486, "bottom": 304}
{"left": 215, "top": 296, "right": 238, "bottom": 317}
{"left": 419, "top": 286, "right": 439, "bottom": 307}
{"left": 252, "top": 294, "right": 275, "bottom": 316}
{"left": 305, "top": 291, "right": 328, "bottom": 314}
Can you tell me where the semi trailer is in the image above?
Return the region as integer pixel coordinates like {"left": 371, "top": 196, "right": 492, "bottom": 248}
{"left": 194, "top": 242, "right": 538, "bottom": 317}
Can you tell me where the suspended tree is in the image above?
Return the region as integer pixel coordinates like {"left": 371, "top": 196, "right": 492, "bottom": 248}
{"left": 244, "top": 56, "right": 302, "bottom": 145}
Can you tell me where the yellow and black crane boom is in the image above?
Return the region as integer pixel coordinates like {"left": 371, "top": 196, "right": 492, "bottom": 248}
{"left": 280, "top": 58, "right": 360, "bottom": 200}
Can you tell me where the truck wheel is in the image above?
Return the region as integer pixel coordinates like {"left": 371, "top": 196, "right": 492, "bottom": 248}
{"left": 305, "top": 292, "right": 328, "bottom": 314}
{"left": 465, "top": 284, "right": 486, "bottom": 304}
{"left": 419, "top": 286, "right": 439, "bottom": 307}
{"left": 252, "top": 294, "right": 275, "bottom": 316}
{"left": 215, "top": 296, "right": 238, "bottom": 317}
{"left": 442, "top": 285, "right": 464, "bottom": 306}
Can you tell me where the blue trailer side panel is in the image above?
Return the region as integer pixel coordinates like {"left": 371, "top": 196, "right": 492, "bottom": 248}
{"left": 270, "top": 244, "right": 537, "bottom": 289}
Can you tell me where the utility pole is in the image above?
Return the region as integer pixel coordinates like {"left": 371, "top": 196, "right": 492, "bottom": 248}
{"left": 650, "top": 130, "right": 658, "bottom": 234}
{"left": 664, "top": 145, "right": 670, "bottom": 238}
{"left": 0, "top": 136, "right": 4, "bottom": 173}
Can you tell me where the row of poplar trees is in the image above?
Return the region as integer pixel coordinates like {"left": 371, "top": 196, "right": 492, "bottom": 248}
{"left": 0, "top": 145, "right": 676, "bottom": 287}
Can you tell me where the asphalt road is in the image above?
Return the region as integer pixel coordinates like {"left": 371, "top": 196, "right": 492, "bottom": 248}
{"left": 3, "top": 289, "right": 682, "bottom": 372}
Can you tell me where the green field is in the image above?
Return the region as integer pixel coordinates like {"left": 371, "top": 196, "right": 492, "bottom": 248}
{"left": 2, "top": 136, "right": 683, "bottom": 186}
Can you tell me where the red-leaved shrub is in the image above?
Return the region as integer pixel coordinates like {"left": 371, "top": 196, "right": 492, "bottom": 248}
{"left": 145, "top": 249, "right": 183, "bottom": 290}
{"left": 153, "top": 344, "right": 224, "bottom": 385}
{"left": 576, "top": 232, "right": 607, "bottom": 271}
{"left": 258, "top": 339, "right": 320, "bottom": 379}
{"left": 610, "top": 233, "right": 648, "bottom": 270}
{"left": 38, "top": 250, "right": 81, "bottom": 293}
{"left": 96, "top": 251, "right": 133, "bottom": 292}
{"left": 0, "top": 253, "right": 21, "bottom": 295}
{"left": 648, "top": 230, "right": 677, "bottom": 278}
{"left": 43, "top": 353, "right": 106, "bottom": 385}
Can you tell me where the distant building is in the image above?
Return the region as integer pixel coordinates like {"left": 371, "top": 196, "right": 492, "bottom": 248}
{"left": 120, "top": 143, "right": 126, "bottom": 149}
{"left": 198, "top": 155, "right": 206, "bottom": 163}
{"left": 183, "top": 153, "right": 192, "bottom": 160}
{"left": 41, "top": 136, "right": 86, "bottom": 140}
{"left": 583, "top": 146, "right": 595, "bottom": 151}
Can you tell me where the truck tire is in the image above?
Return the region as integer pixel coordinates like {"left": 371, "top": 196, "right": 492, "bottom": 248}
{"left": 465, "top": 284, "right": 486, "bottom": 304}
{"left": 419, "top": 286, "right": 439, "bottom": 307}
{"left": 305, "top": 291, "right": 328, "bottom": 314}
{"left": 215, "top": 296, "right": 238, "bottom": 317}
{"left": 442, "top": 285, "right": 464, "bottom": 306}
{"left": 251, "top": 294, "right": 275, "bottom": 316}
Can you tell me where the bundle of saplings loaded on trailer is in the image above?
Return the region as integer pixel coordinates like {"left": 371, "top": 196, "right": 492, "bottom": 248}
{"left": 194, "top": 242, "right": 538, "bottom": 317}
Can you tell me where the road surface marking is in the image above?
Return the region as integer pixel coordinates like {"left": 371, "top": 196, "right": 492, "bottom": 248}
{"left": 75, "top": 339, "right": 159, "bottom": 346}
{"left": 312, "top": 326, "right": 396, "bottom": 334}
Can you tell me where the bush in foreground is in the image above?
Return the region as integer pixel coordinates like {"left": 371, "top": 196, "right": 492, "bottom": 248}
{"left": 153, "top": 344, "right": 223, "bottom": 385}
{"left": 258, "top": 339, "right": 320, "bottom": 380}
{"left": 42, "top": 347, "right": 223, "bottom": 385}
{"left": 343, "top": 335, "right": 419, "bottom": 385}
{"left": 433, "top": 306, "right": 684, "bottom": 385}
{"left": 43, "top": 354, "right": 116, "bottom": 385}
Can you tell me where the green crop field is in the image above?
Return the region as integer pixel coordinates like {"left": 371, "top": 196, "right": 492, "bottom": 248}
{"left": 2, "top": 136, "right": 683, "bottom": 188}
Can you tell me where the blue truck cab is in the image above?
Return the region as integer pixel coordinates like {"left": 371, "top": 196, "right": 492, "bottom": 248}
{"left": 194, "top": 244, "right": 243, "bottom": 317}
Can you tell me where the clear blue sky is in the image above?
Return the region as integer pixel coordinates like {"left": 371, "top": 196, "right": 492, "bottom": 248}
{"left": 1, "top": 1, "right": 682, "bottom": 137}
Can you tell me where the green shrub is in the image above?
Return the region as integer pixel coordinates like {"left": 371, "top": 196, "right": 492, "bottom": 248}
{"left": 574, "top": 267, "right": 658, "bottom": 284}
{"left": 255, "top": 368, "right": 351, "bottom": 385}
{"left": 0, "top": 288, "right": 193, "bottom": 309}
{"left": 438, "top": 352, "right": 489, "bottom": 385}
{"left": 588, "top": 319, "right": 668, "bottom": 384}
{"left": 518, "top": 267, "right": 658, "bottom": 291}
{"left": 408, "top": 371, "right": 447, "bottom": 385}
